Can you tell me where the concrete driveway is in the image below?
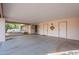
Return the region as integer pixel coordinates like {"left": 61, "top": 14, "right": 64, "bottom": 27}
{"left": 0, "top": 35, "right": 79, "bottom": 55}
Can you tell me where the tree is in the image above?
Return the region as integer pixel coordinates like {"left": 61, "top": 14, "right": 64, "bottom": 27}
{"left": 5, "top": 23, "right": 19, "bottom": 32}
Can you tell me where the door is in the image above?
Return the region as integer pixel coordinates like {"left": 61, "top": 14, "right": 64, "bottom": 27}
{"left": 35, "top": 25, "right": 37, "bottom": 34}
{"left": 58, "top": 21, "right": 67, "bottom": 39}
{"left": 43, "top": 24, "right": 48, "bottom": 35}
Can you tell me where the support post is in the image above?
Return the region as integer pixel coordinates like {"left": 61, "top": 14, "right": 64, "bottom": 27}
{"left": 0, "top": 18, "right": 5, "bottom": 42}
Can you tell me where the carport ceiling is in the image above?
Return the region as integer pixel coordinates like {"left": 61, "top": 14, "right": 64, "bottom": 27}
{"left": 3, "top": 3, "right": 79, "bottom": 24}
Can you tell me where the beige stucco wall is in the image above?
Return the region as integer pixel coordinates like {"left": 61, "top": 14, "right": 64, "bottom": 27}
{"left": 23, "top": 25, "right": 35, "bottom": 34}
{"left": 22, "top": 24, "right": 29, "bottom": 32}
{"left": 0, "top": 18, "right": 5, "bottom": 42}
{"left": 38, "top": 17, "right": 79, "bottom": 40}
{"left": 67, "top": 18, "right": 79, "bottom": 40}
{"left": 38, "top": 23, "right": 44, "bottom": 35}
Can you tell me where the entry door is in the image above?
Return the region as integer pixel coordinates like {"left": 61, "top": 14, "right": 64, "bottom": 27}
{"left": 58, "top": 21, "right": 67, "bottom": 39}
{"left": 43, "top": 24, "right": 48, "bottom": 35}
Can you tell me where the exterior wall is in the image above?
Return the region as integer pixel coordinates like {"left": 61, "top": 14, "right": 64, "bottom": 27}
{"left": 22, "top": 24, "right": 29, "bottom": 32}
{"left": 23, "top": 25, "right": 35, "bottom": 34}
{"left": 43, "top": 22, "right": 48, "bottom": 35}
{"left": 67, "top": 18, "right": 79, "bottom": 40}
{"left": 47, "top": 20, "right": 58, "bottom": 37}
{"left": 0, "top": 18, "right": 5, "bottom": 42}
{"left": 38, "top": 17, "right": 79, "bottom": 40}
{"left": 31, "top": 25, "right": 35, "bottom": 34}
{"left": 38, "top": 23, "right": 44, "bottom": 35}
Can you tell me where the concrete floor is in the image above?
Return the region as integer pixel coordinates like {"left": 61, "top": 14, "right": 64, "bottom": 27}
{"left": 0, "top": 35, "right": 79, "bottom": 55}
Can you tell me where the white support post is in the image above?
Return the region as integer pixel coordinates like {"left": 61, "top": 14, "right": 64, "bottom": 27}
{"left": 0, "top": 18, "right": 5, "bottom": 42}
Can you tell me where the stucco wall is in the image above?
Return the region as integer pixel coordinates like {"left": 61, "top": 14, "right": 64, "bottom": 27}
{"left": 0, "top": 18, "right": 5, "bottom": 42}
{"left": 67, "top": 18, "right": 79, "bottom": 40}
{"left": 38, "top": 17, "right": 79, "bottom": 40}
{"left": 24, "top": 25, "right": 35, "bottom": 34}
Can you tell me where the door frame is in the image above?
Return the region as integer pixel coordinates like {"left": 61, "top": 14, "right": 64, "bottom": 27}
{"left": 58, "top": 21, "right": 68, "bottom": 39}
